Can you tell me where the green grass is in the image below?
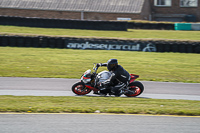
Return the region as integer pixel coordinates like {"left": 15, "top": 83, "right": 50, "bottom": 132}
{"left": 0, "top": 96, "right": 199, "bottom": 116}
{"left": 1, "top": 26, "right": 200, "bottom": 116}
{"left": 0, "top": 47, "right": 200, "bottom": 83}
{"left": 1, "top": 25, "right": 200, "bottom": 41}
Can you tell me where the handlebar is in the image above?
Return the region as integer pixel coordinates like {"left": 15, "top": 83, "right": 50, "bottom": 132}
{"left": 93, "top": 63, "right": 99, "bottom": 73}
{"left": 93, "top": 63, "right": 100, "bottom": 73}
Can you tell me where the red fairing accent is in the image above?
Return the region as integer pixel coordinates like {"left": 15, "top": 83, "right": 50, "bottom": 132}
{"left": 83, "top": 76, "right": 90, "bottom": 79}
{"left": 129, "top": 74, "right": 139, "bottom": 83}
{"left": 85, "top": 85, "right": 99, "bottom": 92}
{"left": 130, "top": 78, "right": 135, "bottom": 83}
{"left": 85, "top": 85, "right": 94, "bottom": 89}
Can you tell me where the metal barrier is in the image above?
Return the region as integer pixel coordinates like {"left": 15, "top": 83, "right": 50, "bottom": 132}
{"left": 175, "top": 23, "right": 200, "bottom": 31}
{"left": 0, "top": 16, "right": 127, "bottom": 31}
{"left": 0, "top": 35, "right": 200, "bottom": 53}
{"left": 128, "top": 22, "right": 174, "bottom": 30}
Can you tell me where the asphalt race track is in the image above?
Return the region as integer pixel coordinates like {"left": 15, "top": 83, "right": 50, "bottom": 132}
{"left": 0, "top": 77, "right": 200, "bottom": 133}
{"left": 0, "top": 77, "right": 200, "bottom": 100}
{"left": 0, "top": 113, "right": 200, "bottom": 133}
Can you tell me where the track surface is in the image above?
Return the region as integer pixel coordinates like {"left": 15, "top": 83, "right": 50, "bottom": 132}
{"left": 0, "top": 77, "right": 200, "bottom": 133}
{"left": 0, "top": 113, "right": 200, "bottom": 133}
{"left": 0, "top": 77, "right": 200, "bottom": 100}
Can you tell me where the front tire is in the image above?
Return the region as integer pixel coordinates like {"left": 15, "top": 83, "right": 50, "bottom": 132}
{"left": 125, "top": 81, "right": 144, "bottom": 97}
{"left": 72, "top": 82, "right": 91, "bottom": 95}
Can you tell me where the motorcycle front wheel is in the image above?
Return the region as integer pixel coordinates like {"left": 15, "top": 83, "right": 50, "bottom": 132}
{"left": 125, "top": 81, "right": 144, "bottom": 97}
{"left": 72, "top": 82, "right": 91, "bottom": 95}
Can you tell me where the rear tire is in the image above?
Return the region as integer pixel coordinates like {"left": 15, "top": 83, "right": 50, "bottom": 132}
{"left": 72, "top": 82, "right": 91, "bottom": 95}
{"left": 125, "top": 81, "right": 144, "bottom": 97}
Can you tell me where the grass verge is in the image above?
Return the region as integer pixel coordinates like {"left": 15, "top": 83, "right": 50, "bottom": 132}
{"left": 0, "top": 96, "right": 199, "bottom": 116}
{"left": 0, "top": 47, "right": 200, "bottom": 83}
{"left": 1, "top": 25, "right": 200, "bottom": 41}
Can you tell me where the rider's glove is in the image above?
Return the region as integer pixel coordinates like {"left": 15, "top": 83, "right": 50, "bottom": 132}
{"left": 96, "top": 63, "right": 102, "bottom": 67}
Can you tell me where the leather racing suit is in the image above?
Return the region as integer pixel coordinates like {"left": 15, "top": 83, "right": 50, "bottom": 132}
{"left": 100, "top": 63, "right": 130, "bottom": 96}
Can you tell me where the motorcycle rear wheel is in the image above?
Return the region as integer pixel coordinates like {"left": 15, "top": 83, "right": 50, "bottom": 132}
{"left": 125, "top": 81, "right": 144, "bottom": 97}
{"left": 72, "top": 82, "right": 91, "bottom": 95}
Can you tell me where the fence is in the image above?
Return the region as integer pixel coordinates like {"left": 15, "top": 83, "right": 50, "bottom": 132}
{"left": 0, "top": 16, "right": 127, "bottom": 31}
{"left": 128, "top": 22, "right": 174, "bottom": 30}
{"left": 0, "top": 35, "right": 200, "bottom": 53}
{"left": 0, "top": 16, "right": 175, "bottom": 30}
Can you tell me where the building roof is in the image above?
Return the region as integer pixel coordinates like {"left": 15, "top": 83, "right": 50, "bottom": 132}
{"left": 0, "top": 0, "right": 144, "bottom": 13}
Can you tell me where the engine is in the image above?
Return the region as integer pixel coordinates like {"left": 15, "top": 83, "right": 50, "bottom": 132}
{"left": 96, "top": 70, "right": 111, "bottom": 84}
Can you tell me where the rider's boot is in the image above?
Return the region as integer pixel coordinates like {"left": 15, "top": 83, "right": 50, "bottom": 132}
{"left": 99, "top": 88, "right": 109, "bottom": 96}
{"left": 114, "top": 90, "right": 123, "bottom": 97}
{"left": 93, "top": 91, "right": 99, "bottom": 94}
{"left": 109, "top": 86, "right": 123, "bottom": 97}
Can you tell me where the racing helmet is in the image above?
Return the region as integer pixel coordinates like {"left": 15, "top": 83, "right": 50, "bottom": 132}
{"left": 107, "top": 59, "right": 118, "bottom": 71}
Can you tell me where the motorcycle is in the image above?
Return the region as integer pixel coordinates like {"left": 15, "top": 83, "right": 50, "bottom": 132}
{"left": 72, "top": 63, "right": 144, "bottom": 97}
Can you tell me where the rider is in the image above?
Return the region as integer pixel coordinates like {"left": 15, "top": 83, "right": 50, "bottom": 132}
{"left": 97, "top": 59, "right": 130, "bottom": 96}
